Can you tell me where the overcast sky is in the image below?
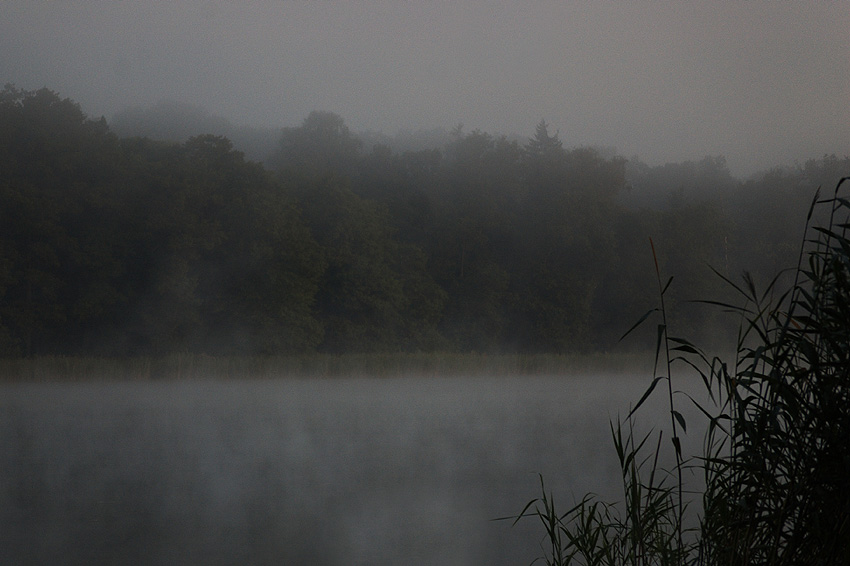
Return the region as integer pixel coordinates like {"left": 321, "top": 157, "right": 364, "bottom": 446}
{"left": 3, "top": 1, "right": 847, "bottom": 176}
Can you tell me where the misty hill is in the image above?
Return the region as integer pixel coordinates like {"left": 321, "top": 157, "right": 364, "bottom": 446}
{"left": 111, "top": 101, "right": 281, "bottom": 165}
{"left": 111, "top": 101, "right": 465, "bottom": 168}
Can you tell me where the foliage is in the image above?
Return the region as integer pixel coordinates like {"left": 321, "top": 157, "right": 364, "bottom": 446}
{"left": 512, "top": 178, "right": 850, "bottom": 565}
{"left": 697, "top": 178, "right": 850, "bottom": 565}
{"left": 1, "top": 84, "right": 848, "bottom": 356}
{"left": 0, "top": 86, "right": 323, "bottom": 355}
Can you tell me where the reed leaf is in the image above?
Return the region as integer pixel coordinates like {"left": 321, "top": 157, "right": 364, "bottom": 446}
{"left": 513, "top": 176, "right": 850, "bottom": 566}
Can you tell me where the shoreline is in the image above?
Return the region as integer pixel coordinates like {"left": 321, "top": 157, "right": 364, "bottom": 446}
{"left": 0, "top": 351, "right": 663, "bottom": 382}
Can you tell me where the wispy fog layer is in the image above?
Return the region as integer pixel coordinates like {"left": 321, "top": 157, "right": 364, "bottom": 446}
{"left": 0, "top": 374, "right": 705, "bottom": 566}
{"left": 2, "top": 2, "right": 847, "bottom": 177}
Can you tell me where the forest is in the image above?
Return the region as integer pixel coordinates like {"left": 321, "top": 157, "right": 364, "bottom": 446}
{"left": 1, "top": 85, "right": 847, "bottom": 357}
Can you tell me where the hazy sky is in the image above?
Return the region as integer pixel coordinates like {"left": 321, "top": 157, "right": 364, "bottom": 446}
{"left": 3, "top": 1, "right": 847, "bottom": 176}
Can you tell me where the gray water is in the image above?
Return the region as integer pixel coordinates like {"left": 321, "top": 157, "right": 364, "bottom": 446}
{"left": 0, "top": 373, "right": 702, "bottom": 566}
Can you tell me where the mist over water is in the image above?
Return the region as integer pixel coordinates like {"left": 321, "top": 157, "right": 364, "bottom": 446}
{"left": 0, "top": 374, "right": 703, "bottom": 566}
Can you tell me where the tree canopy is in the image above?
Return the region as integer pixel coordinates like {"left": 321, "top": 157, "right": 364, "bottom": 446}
{"left": 0, "top": 85, "right": 845, "bottom": 357}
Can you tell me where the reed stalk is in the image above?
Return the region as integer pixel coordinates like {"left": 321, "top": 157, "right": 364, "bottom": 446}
{"left": 511, "top": 177, "right": 850, "bottom": 566}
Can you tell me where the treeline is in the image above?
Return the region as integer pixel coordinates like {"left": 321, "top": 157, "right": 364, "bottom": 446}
{"left": 0, "top": 85, "right": 846, "bottom": 357}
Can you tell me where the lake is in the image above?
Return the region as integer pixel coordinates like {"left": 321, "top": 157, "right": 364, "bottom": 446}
{"left": 0, "top": 372, "right": 704, "bottom": 565}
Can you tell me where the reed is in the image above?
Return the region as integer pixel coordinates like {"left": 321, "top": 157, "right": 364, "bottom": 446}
{"left": 512, "top": 177, "right": 850, "bottom": 565}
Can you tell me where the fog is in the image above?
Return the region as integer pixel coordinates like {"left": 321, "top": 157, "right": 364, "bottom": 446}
{"left": 3, "top": 1, "right": 848, "bottom": 177}
{"left": 1, "top": 3, "right": 846, "bottom": 562}
{"left": 0, "top": 373, "right": 706, "bottom": 566}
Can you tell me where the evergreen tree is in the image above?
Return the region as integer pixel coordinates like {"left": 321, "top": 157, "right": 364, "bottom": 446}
{"left": 525, "top": 119, "right": 563, "bottom": 158}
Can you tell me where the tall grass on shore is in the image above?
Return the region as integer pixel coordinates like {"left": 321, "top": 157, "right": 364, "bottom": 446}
{"left": 512, "top": 177, "right": 850, "bottom": 565}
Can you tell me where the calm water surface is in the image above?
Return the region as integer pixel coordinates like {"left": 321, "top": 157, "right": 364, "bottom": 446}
{"left": 0, "top": 373, "right": 702, "bottom": 566}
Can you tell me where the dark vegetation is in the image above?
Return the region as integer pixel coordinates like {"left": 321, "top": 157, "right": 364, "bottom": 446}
{"left": 1, "top": 84, "right": 847, "bottom": 357}
{"left": 513, "top": 179, "right": 850, "bottom": 564}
